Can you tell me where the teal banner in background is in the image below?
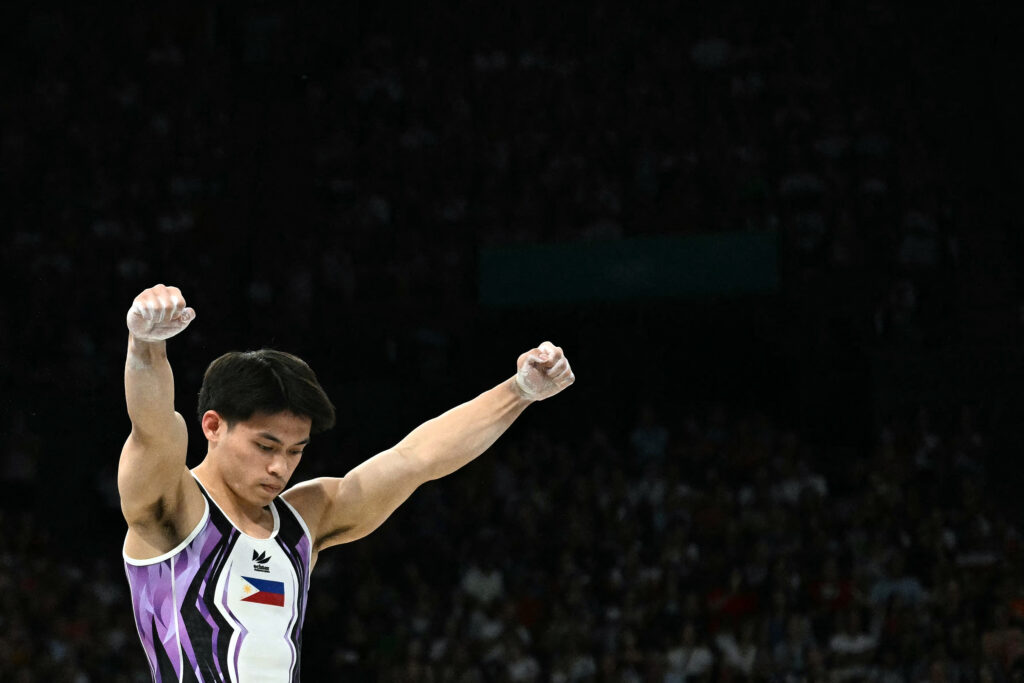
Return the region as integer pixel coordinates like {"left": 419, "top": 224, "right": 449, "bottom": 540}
{"left": 479, "top": 232, "right": 778, "bottom": 305}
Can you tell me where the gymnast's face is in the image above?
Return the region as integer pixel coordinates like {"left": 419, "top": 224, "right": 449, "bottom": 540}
{"left": 202, "top": 410, "right": 312, "bottom": 506}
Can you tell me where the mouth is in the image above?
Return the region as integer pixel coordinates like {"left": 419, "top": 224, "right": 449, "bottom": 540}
{"left": 260, "top": 483, "right": 283, "bottom": 495}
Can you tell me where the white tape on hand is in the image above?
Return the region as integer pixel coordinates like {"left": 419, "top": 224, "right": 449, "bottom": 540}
{"left": 515, "top": 369, "right": 537, "bottom": 398}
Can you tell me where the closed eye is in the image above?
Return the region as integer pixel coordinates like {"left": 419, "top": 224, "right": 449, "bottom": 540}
{"left": 256, "top": 443, "right": 274, "bottom": 452}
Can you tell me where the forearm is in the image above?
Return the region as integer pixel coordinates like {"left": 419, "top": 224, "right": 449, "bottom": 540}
{"left": 124, "top": 335, "right": 178, "bottom": 439}
{"left": 394, "top": 376, "right": 531, "bottom": 480}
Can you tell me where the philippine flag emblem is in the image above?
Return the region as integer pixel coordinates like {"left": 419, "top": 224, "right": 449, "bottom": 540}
{"left": 241, "top": 576, "right": 285, "bottom": 606}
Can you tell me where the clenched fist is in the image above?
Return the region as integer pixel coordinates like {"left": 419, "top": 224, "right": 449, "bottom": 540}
{"left": 127, "top": 284, "right": 196, "bottom": 342}
{"left": 514, "top": 341, "right": 575, "bottom": 401}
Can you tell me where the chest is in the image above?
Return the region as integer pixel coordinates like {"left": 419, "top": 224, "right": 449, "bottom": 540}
{"left": 214, "top": 536, "right": 301, "bottom": 632}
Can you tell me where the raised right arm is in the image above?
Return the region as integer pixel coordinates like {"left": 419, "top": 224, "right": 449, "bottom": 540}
{"left": 118, "top": 285, "right": 200, "bottom": 552}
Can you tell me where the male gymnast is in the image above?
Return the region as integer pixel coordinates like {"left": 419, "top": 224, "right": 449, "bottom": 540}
{"left": 118, "top": 283, "right": 575, "bottom": 682}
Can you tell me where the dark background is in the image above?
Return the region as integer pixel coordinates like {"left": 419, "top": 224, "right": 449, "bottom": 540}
{"left": 2, "top": 2, "right": 1023, "bottom": 681}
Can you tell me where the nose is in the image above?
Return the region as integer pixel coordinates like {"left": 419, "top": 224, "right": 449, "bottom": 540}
{"left": 267, "top": 455, "right": 289, "bottom": 479}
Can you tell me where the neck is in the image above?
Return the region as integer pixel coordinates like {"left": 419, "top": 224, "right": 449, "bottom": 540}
{"left": 192, "top": 461, "right": 275, "bottom": 537}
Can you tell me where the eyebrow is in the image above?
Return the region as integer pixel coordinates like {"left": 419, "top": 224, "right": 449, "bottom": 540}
{"left": 257, "top": 432, "right": 310, "bottom": 447}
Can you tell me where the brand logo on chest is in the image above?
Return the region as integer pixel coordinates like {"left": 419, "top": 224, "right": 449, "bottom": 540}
{"left": 252, "top": 549, "right": 272, "bottom": 573}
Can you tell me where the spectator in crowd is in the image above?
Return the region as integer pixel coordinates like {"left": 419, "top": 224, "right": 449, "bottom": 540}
{"left": 664, "top": 621, "right": 715, "bottom": 683}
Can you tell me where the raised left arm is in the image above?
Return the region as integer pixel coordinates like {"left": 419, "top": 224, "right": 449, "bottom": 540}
{"left": 284, "top": 342, "right": 574, "bottom": 553}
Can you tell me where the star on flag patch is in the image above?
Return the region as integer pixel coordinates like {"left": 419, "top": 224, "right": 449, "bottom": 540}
{"left": 241, "top": 576, "right": 285, "bottom": 606}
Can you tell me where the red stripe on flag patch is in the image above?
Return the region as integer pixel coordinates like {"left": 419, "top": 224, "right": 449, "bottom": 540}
{"left": 242, "top": 590, "right": 285, "bottom": 607}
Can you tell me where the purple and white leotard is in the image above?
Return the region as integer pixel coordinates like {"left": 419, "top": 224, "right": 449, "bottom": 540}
{"left": 124, "top": 475, "right": 312, "bottom": 682}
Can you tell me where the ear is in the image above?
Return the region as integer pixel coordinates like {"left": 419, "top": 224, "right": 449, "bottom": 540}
{"left": 201, "top": 410, "right": 228, "bottom": 443}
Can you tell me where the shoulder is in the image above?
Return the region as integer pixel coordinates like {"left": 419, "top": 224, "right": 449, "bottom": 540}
{"left": 282, "top": 478, "right": 341, "bottom": 535}
{"left": 282, "top": 477, "right": 333, "bottom": 511}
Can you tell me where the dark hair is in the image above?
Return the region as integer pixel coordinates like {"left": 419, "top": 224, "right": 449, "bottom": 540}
{"left": 197, "top": 349, "right": 336, "bottom": 434}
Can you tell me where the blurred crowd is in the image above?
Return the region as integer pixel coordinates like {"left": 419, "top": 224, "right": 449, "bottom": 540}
{"left": 2, "top": 402, "right": 1022, "bottom": 681}
{"left": 3, "top": 2, "right": 1006, "bottom": 386}
{"left": 2, "top": 1, "right": 1022, "bottom": 681}
{"left": 326, "top": 402, "right": 1024, "bottom": 683}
